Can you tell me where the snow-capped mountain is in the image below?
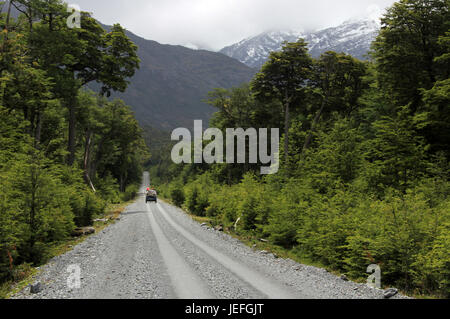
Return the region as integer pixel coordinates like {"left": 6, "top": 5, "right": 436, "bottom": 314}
{"left": 220, "top": 18, "right": 380, "bottom": 69}
{"left": 220, "top": 30, "right": 305, "bottom": 69}
{"left": 307, "top": 18, "right": 380, "bottom": 61}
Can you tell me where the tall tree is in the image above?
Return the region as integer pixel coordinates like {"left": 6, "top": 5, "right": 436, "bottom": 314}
{"left": 364, "top": 106, "right": 428, "bottom": 192}
{"left": 372, "top": 0, "right": 449, "bottom": 110}
{"left": 27, "top": 2, "right": 140, "bottom": 165}
{"left": 0, "top": 2, "right": 55, "bottom": 147}
{"left": 302, "top": 51, "right": 367, "bottom": 152}
{"left": 419, "top": 31, "right": 450, "bottom": 157}
{"left": 252, "top": 39, "right": 313, "bottom": 161}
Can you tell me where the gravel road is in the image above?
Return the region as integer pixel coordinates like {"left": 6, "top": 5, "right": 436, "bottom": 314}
{"left": 12, "top": 173, "right": 405, "bottom": 299}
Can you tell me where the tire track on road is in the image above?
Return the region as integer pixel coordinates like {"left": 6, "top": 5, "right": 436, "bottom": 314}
{"left": 151, "top": 202, "right": 266, "bottom": 298}
{"left": 146, "top": 203, "right": 213, "bottom": 299}
{"left": 154, "top": 202, "right": 301, "bottom": 299}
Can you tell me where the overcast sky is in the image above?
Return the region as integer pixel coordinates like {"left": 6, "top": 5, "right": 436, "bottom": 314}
{"left": 68, "top": 0, "right": 397, "bottom": 51}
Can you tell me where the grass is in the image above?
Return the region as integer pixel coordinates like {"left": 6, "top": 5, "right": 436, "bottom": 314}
{"left": 0, "top": 199, "right": 134, "bottom": 299}
{"left": 0, "top": 264, "right": 37, "bottom": 299}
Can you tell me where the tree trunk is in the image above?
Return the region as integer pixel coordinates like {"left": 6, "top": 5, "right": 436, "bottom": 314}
{"left": 120, "top": 173, "right": 125, "bottom": 193}
{"left": 1, "top": 0, "right": 12, "bottom": 55}
{"left": 83, "top": 130, "right": 96, "bottom": 192}
{"left": 29, "top": 163, "right": 38, "bottom": 261}
{"left": 49, "top": 13, "right": 53, "bottom": 31}
{"left": 90, "top": 136, "right": 105, "bottom": 182}
{"left": 284, "top": 92, "right": 290, "bottom": 162}
{"left": 28, "top": 11, "right": 33, "bottom": 33}
{"left": 29, "top": 107, "right": 35, "bottom": 136}
{"left": 302, "top": 98, "right": 326, "bottom": 154}
{"left": 34, "top": 110, "right": 42, "bottom": 148}
{"left": 67, "top": 96, "right": 77, "bottom": 166}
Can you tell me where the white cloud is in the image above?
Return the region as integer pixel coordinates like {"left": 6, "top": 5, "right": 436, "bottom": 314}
{"left": 69, "top": 0, "right": 397, "bottom": 51}
{"left": 366, "top": 4, "right": 384, "bottom": 22}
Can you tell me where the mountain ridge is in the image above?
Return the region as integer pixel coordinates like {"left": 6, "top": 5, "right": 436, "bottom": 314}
{"left": 220, "top": 18, "right": 380, "bottom": 69}
{"left": 98, "top": 26, "right": 257, "bottom": 132}
{"left": 2, "top": 2, "right": 255, "bottom": 131}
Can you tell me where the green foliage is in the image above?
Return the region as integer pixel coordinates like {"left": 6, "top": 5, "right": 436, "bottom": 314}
{"left": 0, "top": 1, "right": 147, "bottom": 286}
{"left": 154, "top": 1, "right": 449, "bottom": 297}
{"left": 169, "top": 183, "right": 185, "bottom": 207}
{"left": 183, "top": 174, "right": 212, "bottom": 216}
{"left": 421, "top": 78, "right": 450, "bottom": 157}
{"left": 252, "top": 39, "right": 313, "bottom": 160}
{"left": 362, "top": 106, "right": 428, "bottom": 192}
{"left": 372, "top": 0, "right": 449, "bottom": 108}
{"left": 236, "top": 174, "right": 268, "bottom": 231}
{"left": 71, "top": 189, "right": 105, "bottom": 227}
{"left": 122, "top": 184, "right": 140, "bottom": 202}
{"left": 312, "top": 51, "right": 367, "bottom": 116}
{"left": 265, "top": 182, "right": 309, "bottom": 248}
{"left": 2, "top": 151, "right": 75, "bottom": 265}
{"left": 205, "top": 184, "right": 240, "bottom": 223}
{"left": 413, "top": 221, "right": 450, "bottom": 296}
{"left": 96, "top": 173, "right": 121, "bottom": 204}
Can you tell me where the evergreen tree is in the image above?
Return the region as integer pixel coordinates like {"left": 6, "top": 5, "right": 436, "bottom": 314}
{"left": 372, "top": 0, "right": 449, "bottom": 110}
{"left": 252, "top": 39, "right": 313, "bottom": 162}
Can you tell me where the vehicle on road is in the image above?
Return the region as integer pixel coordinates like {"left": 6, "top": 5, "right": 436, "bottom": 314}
{"left": 146, "top": 187, "right": 157, "bottom": 203}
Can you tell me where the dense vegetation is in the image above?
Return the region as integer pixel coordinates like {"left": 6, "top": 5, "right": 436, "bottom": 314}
{"left": 0, "top": 0, "right": 147, "bottom": 285}
{"left": 153, "top": 0, "right": 450, "bottom": 297}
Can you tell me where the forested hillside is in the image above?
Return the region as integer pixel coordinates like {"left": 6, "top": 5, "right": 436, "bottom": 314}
{"left": 154, "top": 0, "right": 450, "bottom": 297}
{"left": 0, "top": 0, "right": 147, "bottom": 288}
{"left": 99, "top": 24, "right": 256, "bottom": 132}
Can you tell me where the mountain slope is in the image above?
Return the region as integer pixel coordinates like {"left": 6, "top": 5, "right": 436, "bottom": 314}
{"left": 220, "top": 30, "right": 305, "bottom": 70}
{"left": 3, "top": 0, "right": 255, "bottom": 131}
{"left": 307, "top": 18, "right": 379, "bottom": 60}
{"left": 220, "top": 18, "right": 379, "bottom": 69}
{"left": 105, "top": 29, "right": 256, "bottom": 131}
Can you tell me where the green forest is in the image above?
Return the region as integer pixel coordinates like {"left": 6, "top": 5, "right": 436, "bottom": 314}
{"left": 0, "top": 0, "right": 147, "bottom": 291}
{"left": 153, "top": 0, "right": 450, "bottom": 297}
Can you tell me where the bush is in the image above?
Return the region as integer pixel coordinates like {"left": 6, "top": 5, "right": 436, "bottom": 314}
{"left": 206, "top": 185, "right": 240, "bottom": 224}
{"left": 71, "top": 189, "right": 105, "bottom": 227}
{"left": 184, "top": 183, "right": 199, "bottom": 213}
{"left": 174, "top": 169, "right": 450, "bottom": 296}
{"left": 169, "top": 183, "right": 185, "bottom": 207}
{"left": 96, "top": 174, "right": 122, "bottom": 204}
{"left": 413, "top": 221, "right": 450, "bottom": 297}
{"left": 1, "top": 154, "right": 77, "bottom": 265}
{"left": 236, "top": 174, "right": 269, "bottom": 232}
{"left": 183, "top": 174, "right": 215, "bottom": 216}
{"left": 122, "top": 184, "right": 139, "bottom": 202}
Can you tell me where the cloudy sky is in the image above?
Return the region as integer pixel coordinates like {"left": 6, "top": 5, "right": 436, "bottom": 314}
{"left": 69, "top": 0, "right": 397, "bottom": 51}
